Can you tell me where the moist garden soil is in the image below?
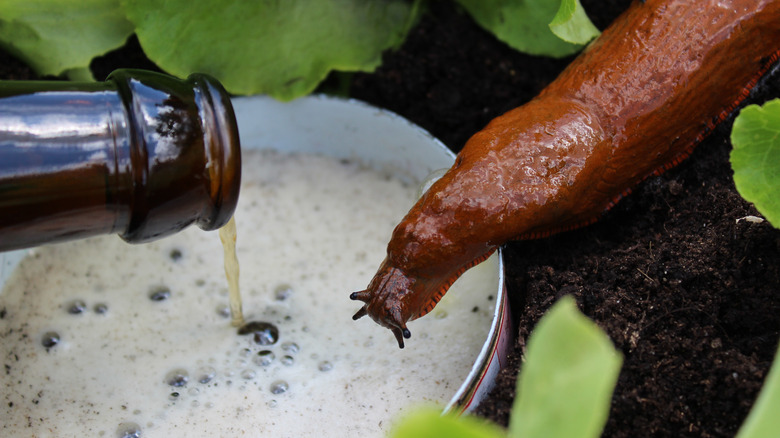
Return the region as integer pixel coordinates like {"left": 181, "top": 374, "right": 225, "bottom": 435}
{"left": 2, "top": 1, "right": 779, "bottom": 437}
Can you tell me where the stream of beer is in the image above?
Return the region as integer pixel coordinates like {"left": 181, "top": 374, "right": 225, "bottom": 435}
{"left": 219, "top": 216, "right": 244, "bottom": 327}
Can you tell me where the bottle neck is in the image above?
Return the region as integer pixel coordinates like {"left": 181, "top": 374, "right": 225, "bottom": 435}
{"left": 110, "top": 70, "right": 241, "bottom": 243}
{"left": 0, "top": 69, "right": 241, "bottom": 251}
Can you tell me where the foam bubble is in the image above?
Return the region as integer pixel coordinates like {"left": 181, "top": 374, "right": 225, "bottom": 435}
{"left": 116, "top": 422, "right": 142, "bottom": 438}
{"left": 237, "top": 321, "right": 279, "bottom": 346}
{"left": 40, "top": 331, "right": 60, "bottom": 350}
{"left": 148, "top": 286, "right": 171, "bottom": 302}
{"left": 164, "top": 369, "right": 189, "bottom": 387}
{"left": 169, "top": 249, "right": 183, "bottom": 262}
{"left": 216, "top": 305, "right": 230, "bottom": 318}
{"left": 93, "top": 303, "right": 108, "bottom": 314}
{"left": 281, "top": 342, "right": 299, "bottom": 354}
{"left": 196, "top": 366, "right": 216, "bottom": 384}
{"left": 67, "top": 299, "right": 87, "bottom": 314}
{"left": 270, "top": 380, "right": 288, "bottom": 395}
{"left": 254, "top": 350, "right": 275, "bottom": 367}
{"left": 274, "top": 284, "right": 293, "bottom": 301}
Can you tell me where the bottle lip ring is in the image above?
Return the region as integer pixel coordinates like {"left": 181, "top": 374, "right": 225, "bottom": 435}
{"left": 109, "top": 69, "right": 242, "bottom": 242}
{"left": 189, "top": 73, "right": 242, "bottom": 231}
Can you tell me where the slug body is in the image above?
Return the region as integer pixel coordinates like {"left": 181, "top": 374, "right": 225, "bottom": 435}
{"left": 351, "top": 0, "right": 780, "bottom": 347}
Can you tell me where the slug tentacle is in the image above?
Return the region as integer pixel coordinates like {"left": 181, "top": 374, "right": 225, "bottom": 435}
{"left": 352, "top": 0, "right": 780, "bottom": 346}
{"left": 350, "top": 303, "right": 368, "bottom": 320}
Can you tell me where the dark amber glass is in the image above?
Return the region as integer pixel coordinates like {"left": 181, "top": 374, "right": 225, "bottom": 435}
{"left": 0, "top": 69, "right": 241, "bottom": 251}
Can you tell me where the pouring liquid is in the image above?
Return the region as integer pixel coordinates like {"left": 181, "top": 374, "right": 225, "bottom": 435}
{"left": 219, "top": 216, "right": 244, "bottom": 327}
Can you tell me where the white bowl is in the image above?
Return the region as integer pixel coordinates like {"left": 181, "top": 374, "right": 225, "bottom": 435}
{"left": 0, "top": 95, "right": 512, "bottom": 422}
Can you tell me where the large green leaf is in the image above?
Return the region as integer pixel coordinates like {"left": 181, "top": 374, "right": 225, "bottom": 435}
{"left": 453, "top": 0, "right": 597, "bottom": 58}
{"left": 389, "top": 407, "right": 505, "bottom": 438}
{"left": 0, "top": 0, "right": 133, "bottom": 77}
{"left": 509, "top": 295, "right": 622, "bottom": 438}
{"left": 121, "top": 0, "right": 420, "bottom": 100}
{"left": 730, "top": 99, "right": 780, "bottom": 229}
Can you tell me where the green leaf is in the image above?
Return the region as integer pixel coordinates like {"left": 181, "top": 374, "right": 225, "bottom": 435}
{"left": 730, "top": 99, "right": 780, "bottom": 229}
{"left": 509, "top": 295, "right": 622, "bottom": 438}
{"left": 121, "top": 0, "right": 421, "bottom": 100}
{"left": 0, "top": 0, "right": 133, "bottom": 78}
{"left": 389, "top": 407, "right": 506, "bottom": 438}
{"left": 736, "top": 342, "right": 780, "bottom": 438}
{"left": 549, "top": 0, "right": 600, "bottom": 45}
{"left": 453, "top": 0, "right": 595, "bottom": 58}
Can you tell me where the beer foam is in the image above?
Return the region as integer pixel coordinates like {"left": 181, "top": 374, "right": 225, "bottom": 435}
{"left": 0, "top": 150, "right": 496, "bottom": 437}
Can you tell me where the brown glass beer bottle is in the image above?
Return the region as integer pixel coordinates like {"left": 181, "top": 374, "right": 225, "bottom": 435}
{"left": 0, "top": 69, "right": 241, "bottom": 251}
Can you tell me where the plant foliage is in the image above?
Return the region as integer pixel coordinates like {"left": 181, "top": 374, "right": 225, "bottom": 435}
{"left": 0, "top": 0, "right": 132, "bottom": 79}
{"left": 389, "top": 407, "right": 505, "bottom": 438}
{"left": 0, "top": 0, "right": 598, "bottom": 98}
{"left": 509, "top": 295, "right": 622, "bottom": 438}
{"left": 389, "top": 296, "right": 622, "bottom": 438}
{"left": 730, "top": 98, "right": 780, "bottom": 229}
{"left": 736, "top": 342, "right": 780, "bottom": 438}
{"left": 549, "top": 0, "right": 601, "bottom": 45}
{"left": 453, "top": 0, "right": 599, "bottom": 58}
{"left": 121, "top": 0, "right": 422, "bottom": 100}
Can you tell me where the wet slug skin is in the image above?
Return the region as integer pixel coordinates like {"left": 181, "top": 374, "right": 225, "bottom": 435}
{"left": 351, "top": 0, "right": 780, "bottom": 347}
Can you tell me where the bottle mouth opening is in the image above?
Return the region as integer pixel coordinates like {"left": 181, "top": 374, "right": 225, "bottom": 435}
{"left": 189, "top": 73, "right": 242, "bottom": 231}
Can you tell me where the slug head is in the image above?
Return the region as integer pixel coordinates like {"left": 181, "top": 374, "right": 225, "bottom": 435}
{"left": 350, "top": 258, "right": 444, "bottom": 348}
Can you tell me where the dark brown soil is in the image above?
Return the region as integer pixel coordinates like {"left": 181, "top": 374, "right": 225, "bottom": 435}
{"left": 2, "top": 2, "right": 779, "bottom": 436}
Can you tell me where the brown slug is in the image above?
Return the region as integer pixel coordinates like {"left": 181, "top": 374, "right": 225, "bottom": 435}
{"left": 350, "top": 0, "right": 780, "bottom": 348}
